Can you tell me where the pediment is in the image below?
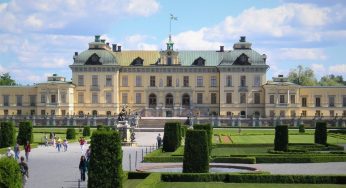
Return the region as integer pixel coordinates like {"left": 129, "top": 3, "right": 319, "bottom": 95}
{"left": 85, "top": 53, "right": 102, "bottom": 65}
{"left": 131, "top": 57, "right": 144, "bottom": 66}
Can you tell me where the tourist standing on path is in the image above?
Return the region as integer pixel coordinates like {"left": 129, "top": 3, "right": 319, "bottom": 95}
{"left": 79, "top": 137, "right": 86, "bottom": 153}
{"left": 19, "top": 156, "right": 29, "bottom": 188}
{"left": 56, "top": 137, "right": 62, "bottom": 152}
{"left": 14, "top": 143, "right": 20, "bottom": 160}
{"left": 6, "top": 147, "right": 15, "bottom": 159}
{"left": 63, "top": 139, "right": 68, "bottom": 152}
{"left": 79, "top": 156, "right": 87, "bottom": 182}
{"left": 157, "top": 133, "right": 162, "bottom": 148}
{"left": 24, "top": 141, "right": 31, "bottom": 162}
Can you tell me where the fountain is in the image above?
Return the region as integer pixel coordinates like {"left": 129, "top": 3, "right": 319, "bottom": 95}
{"left": 115, "top": 105, "right": 137, "bottom": 146}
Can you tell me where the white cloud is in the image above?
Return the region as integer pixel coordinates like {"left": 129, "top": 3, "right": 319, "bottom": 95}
{"left": 311, "top": 64, "right": 327, "bottom": 75}
{"left": 278, "top": 48, "right": 327, "bottom": 60}
{"left": 25, "top": 15, "right": 43, "bottom": 29}
{"left": 126, "top": 0, "right": 159, "bottom": 16}
{"left": 122, "top": 34, "right": 158, "bottom": 50}
{"left": 329, "top": 64, "right": 346, "bottom": 74}
{"left": 171, "top": 29, "right": 222, "bottom": 50}
{"left": 310, "top": 64, "right": 346, "bottom": 78}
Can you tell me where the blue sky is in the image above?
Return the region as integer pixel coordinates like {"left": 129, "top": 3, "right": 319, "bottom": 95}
{"left": 0, "top": 0, "right": 345, "bottom": 84}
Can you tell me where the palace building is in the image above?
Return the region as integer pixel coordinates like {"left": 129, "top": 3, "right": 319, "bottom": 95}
{"left": 0, "top": 35, "right": 345, "bottom": 118}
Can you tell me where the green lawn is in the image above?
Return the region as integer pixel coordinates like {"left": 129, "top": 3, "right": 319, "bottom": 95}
{"left": 212, "top": 146, "right": 270, "bottom": 156}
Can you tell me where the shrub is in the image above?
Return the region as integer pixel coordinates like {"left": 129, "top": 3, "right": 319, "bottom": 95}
{"left": 212, "top": 157, "right": 256, "bottom": 164}
{"left": 256, "top": 155, "right": 346, "bottom": 163}
{"left": 274, "top": 125, "right": 288, "bottom": 151}
{"left": 88, "top": 130, "right": 123, "bottom": 188}
{"left": 299, "top": 124, "right": 305, "bottom": 133}
{"left": 0, "top": 157, "right": 22, "bottom": 188}
{"left": 0, "top": 121, "right": 16, "bottom": 148}
{"left": 83, "top": 126, "right": 91, "bottom": 136}
{"left": 315, "top": 121, "right": 327, "bottom": 145}
{"left": 127, "top": 172, "right": 151, "bottom": 179}
{"left": 181, "top": 125, "right": 187, "bottom": 138}
{"left": 66, "top": 128, "right": 76, "bottom": 139}
{"left": 183, "top": 130, "right": 209, "bottom": 173}
{"left": 16, "top": 121, "right": 33, "bottom": 145}
{"left": 162, "top": 122, "right": 181, "bottom": 152}
{"left": 193, "top": 124, "right": 213, "bottom": 153}
{"left": 143, "top": 156, "right": 183, "bottom": 162}
{"left": 96, "top": 124, "right": 110, "bottom": 131}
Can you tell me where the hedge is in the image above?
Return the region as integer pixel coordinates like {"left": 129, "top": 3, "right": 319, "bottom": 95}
{"left": 0, "top": 157, "right": 22, "bottom": 188}
{"left": 127, "top": 172, "right": 151, "bottom": 179}
{"left": 274, "top": 125, "right": 288, "bottom": 151}
{"left": 0, "top": 121, "right": 16, "bottom": 148}
{"left": 66, "top": 128, "right": 76, "bottom": 139}
{"left": 135, "top": 173, "right": 161, "bottom": 188}
{"left": 162, "top": 122, "right": 181, "bottom": 152}
{"left": 256, "top": 155, "right": 346, "bottom": 163}
{"left": 212, "top": 157, "right": 256, "bottom": 164}
{"left": 83, "top": 126, "right": 91, "bottom": 136}
{"left": 183, "top": 130, "right": 209, "bottom": 173}
{"left": 181, "top": 125, "right": 187, "bottom": 138}
{"left": 299, "top": 124, "right": 305, "bottom": 133}
{"left": 193, "top": 124, "right": 213, "bottom": 153}
{"left": 143, "top": 156, "right": 183, "bottom": 162}
{"left": 315, "top": 121, "right": 327, "bottom": 145}
{"left": 88, "top": 130, "right": 123, "bottom": 188}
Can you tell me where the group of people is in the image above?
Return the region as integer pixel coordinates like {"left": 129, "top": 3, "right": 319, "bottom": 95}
{"left": 45, "top": 134, "right": 69, "bottom": 152}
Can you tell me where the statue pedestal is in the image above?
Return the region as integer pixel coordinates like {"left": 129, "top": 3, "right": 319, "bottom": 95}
{"left": 116, "top": 121, "right": 131, "bottom": 144}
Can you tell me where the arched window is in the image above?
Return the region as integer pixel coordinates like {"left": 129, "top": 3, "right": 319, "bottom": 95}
{"left": 165, "top": 93, "right": 173, "bottom": 108}
{"left": 106, "top": 111, "right": 112, "bottom": 116}
{"left": 226, "top": 111, "right": 232, "bottom": 116}
{"left": 149, "top": 93, "right": 157, "bottom": 108}
{"left": 92, "top": 110, "right": 98, "bottom": 116}
{"left": 254, "top": 111, "right": 260, "bottom": 117}
{"left": 182, "top": 94, "right": 190, "bottom": 107}
{"left": 240, "top": 111, "right": 246, "bottom": 117}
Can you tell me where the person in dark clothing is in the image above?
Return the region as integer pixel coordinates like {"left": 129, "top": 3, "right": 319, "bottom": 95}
{"left": 19, "top": 156, "right": 29, "bottom": 187}
{"left": 79, "top": 156, "right": 87, "bottom": 181}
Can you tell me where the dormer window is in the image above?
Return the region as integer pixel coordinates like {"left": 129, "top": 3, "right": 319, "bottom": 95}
{"left": 167, "top": 57, "right": 172, "bottom": 65}
{"left": 131, "top": 57, "right": 144, "bottom": 66}
{"left": 233, "top": 53, "right": 250, "bottom": 65}
{"left": 85, "top": 53, "right": 102, "bottom": 65}
{"left": 192, "top": 57, "right": 205, "bottom": 66}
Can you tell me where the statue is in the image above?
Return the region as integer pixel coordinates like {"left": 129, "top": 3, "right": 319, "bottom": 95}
{"left": 118, "top": 106, "right": 127, "bottom": 121}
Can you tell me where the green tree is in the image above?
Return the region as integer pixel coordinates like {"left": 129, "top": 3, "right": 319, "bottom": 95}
{"left": 288, "top": 65, "right": 317, "bottom": 86}
{"left": 0, "top": 73, "right": 16, "bottom": 86}
{"left": 319, "top": 74, "right": 345, "bottom": 86}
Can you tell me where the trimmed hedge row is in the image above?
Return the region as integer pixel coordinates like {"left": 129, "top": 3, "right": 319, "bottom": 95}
{"left": 83, "top": 126, "right": 91, "bottom": 136}
{"left": 143, "top": 156, "right": 183, "bottom": 162}
{"left": 0, "top": 158, "right": 22, "bottom": 188}
{"left": 193, "top": 124, "right": 213, "bottom": 153}
{"left": 66, "top": 128, "right": 76, "bottom": 139}
{"left": 17, "top": 121, "right": 34, "bottom": 145}
{"left": 256, "top": 155, "right": 346, "bottom": 163}
{"left": 274, "top": 125, "right": 288, "bottom": 151}
{"left": 163, "top": 122, "right": 181, "bottom": 152}
{"left": 315, "top": 121, "right": 327, "bottom": 145}
{"left": 0, "top": 121, "right": 16, "bottom": 148}
{"left": 212, "top": 157, "right": 256, "bottom": 164}
{"left": 127, "top": 172, "right": 151, "bottom": 179}
{"left": 161, "top": 173, "right": 346, "bottom": 184}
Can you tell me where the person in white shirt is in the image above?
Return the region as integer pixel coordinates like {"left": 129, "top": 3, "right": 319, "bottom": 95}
{"left": 6, "top": 147, "right": 15, "bottom": 159}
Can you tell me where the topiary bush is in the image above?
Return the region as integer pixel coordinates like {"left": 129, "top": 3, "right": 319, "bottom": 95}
{"left": 83, "top": 126, "right": 91, "bottom": 136}
{"left": 66, "top": 128, "right": 76, "bottom": 139}
{"left": 274, "top": 125, "right": 288, "bottom": 151}
{"left": 183, "top": 130, "right": 209, "bottom": 173}
{"left": 16, "top": 121, "right": 33, "bottom": 145}
{"left": 193, "top": 124, "right": 213, "bottom": 153}
{"left": 0, "top": 121, "right": 16, "bottom": 148}
{"left": 315, "top": 121, "right": 327, "bottom": 145}
{"left": 163, "top": 122, "right": 181, "bottom": 152}
{"left": 0, "top": 157, "right": 22, "bottom": 188}
{"left": 88, "top": 130, "right": 123, "bottom": 188}
{"left": 299, "top": 124, "right": 305, "bottom": 133}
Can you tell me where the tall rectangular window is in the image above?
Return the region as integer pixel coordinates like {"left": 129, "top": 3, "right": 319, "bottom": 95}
{"left": 302, "top": 97, "right": 307, "bottom": 107}
{"left": 290, "top": 110, "right": 296, "bottom": 117}
{"left": 121, "top": 75, "right": 128, "bottom": 87}
{"left": 61, "top": 93, "right": 66, "bottom": 103}
{"left": 226, "top": 75, "right": 232, "bottom": 87}
{"left": 122, "top": 93, "right": 128, "bottom": 104}
{"left": 92, "top": 93, "right": 98, "bottom": 104}
{"left": 51, "top": 95, "right": 56, "bottom": 104}
{"left": 254, "top": 93, "right": 260, "bottom": 104}
{"left": 16, "top": 95, "right": 22, "bottom": 106}
{"left": 302, "top": 110, "right": 307, "bottom": 117}
{"left": 150, "top": 76, "right": 156, "bottom": 87}
{"left": 254, "top": 75, "right": 261, "bottom": 87}
{"left": 136, "top": 93, "right": 142, "bottom": 104}
{"left": 226, "top": 93, "right": 232, "bottom": 104}
{"left": 197, "top": 93, "right": 203, "bottom": 104}
{"left": 197, "top": 76, "right": 203, "bottom": 87}
{"left": 41, "top": 110, "right": 46, "bottom": 115}
{"left": 167, "top": 76, "right": 172, "bottom": 87}
{"left": 183, "top": 76, "right": 189, "bottom": 87}
{"left": 315, "top": 97, "right": 321, "bottom": 107}
{"left": 343, "top": 96, "right": 346, "bottom": 107}
{"left": 269, "top": 95, "right": 275, "bottom": 104}
{"left": 92, "top": 75, "right": 98, "bottom": 86}
{"left": 167, "top": 57, "right": 172, "bottom": 65}
{"left": 240, "top": 76, "right": 246, "bottom": 87}
{"left": 240, "top": 93, "right": 246, "bottom": 104}
{"left": 3, "top": 95, "right": 9, "bottom": 106}
{"left": 329, "top": 96, "right": 335, "bottom": 107}
{"left": 106, "top": 75, "right": 112, "bottom": 87}
{"left": 41, "top": 94, "right": 46, "bottom": 103}
{"left": 211, "top": 93, "right": 217, "bottom": 104}
{"left": 279, "top": 95, "right": 285, "bottom": 103}
{"left": 78, "top": 92, "right": 84, "bottom": 103}
{"left": 29, "top": 95, "right": 36, "bottom": 106}
{"left": 78, "top": 75, "right": 84, "bottom": 86}
{"left": 17, "top": 110, "right": 22, "bottom": 115}
{"left": 330, "top": 110, "right": 335, "bottom": 117}
{"left": 210, "top": 76, "right": 217, "bottom": 87}
{"left": 105, "top": 92, "right": 112, "bottom": 104}
{"left": 290, "top": 95, "right": 295, "bottom": 104}
{"left": 135, "top": 76, "right": 142, "bottom": 87}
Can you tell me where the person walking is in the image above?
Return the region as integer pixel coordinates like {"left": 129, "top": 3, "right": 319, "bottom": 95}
{"left": 24, "top": 141, "right": 31, "bottom": 162}
{"left": 14, "top": 143, "right": 20, "bottom": 160}
{"left": 19, "top": 156, "right": 29, "bottom": 188}
{"left": 56, "top": 137, "right": 62, "bottom": 152}
{"left": 6, "top": 147, "right": 15, "bottom": 159}
{"left": 156, "top": 133, "right": 162, "bottom": 148}
{"left": 79, "top": 156, "right": 87, "bottom": 182}
{"left": 79, "top": 137, "right": 85, "bottom": 153}
{"left": 63, "top": 139, "right": 68, "bottom": 152}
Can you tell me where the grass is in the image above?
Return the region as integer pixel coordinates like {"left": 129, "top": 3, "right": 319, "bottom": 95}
{"left": 212, "top": 146, "right": 270, "bottom": 156}
{"left": 123, "top": 179, "right": 142, "bottom": 188}
{"left": 153, "top": 183, "right": 346, "bottom": 188}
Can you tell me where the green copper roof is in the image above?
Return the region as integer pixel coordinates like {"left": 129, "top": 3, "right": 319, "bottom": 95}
{"left": 178, "top": 51, "right": 223, "bottom": 66}
{"left": 219, "top": 49, "right": 266, "bottom": 65}
{"left": 74, "top": 49, "right": 117, "bottom": 65}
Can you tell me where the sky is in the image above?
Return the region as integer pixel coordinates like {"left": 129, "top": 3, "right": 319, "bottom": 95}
{"left": 0, "top": 0, "right": 345, "bottom": 85}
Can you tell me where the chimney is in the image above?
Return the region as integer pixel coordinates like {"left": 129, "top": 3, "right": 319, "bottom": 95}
{"left": 74, "top": 52, "right": 78, "bottom": 56}
{"left": 101, "top": 39, "right": 106, "bottom": 43}
{"left": 106, "top": 42, "right": 110, "bottom": 47}
{"left": 219, "top": 46, "right": 224, "bottom": 52}
{"left": 278, "top": 75, "right": 283, "bottom": 78}
{"left": 240, "top": 36, "right": 246, "bottom": 42}
{"left": 117, "top": 45, "right": 122, "bottom": 52}
{"left": 95, "top": 35, "right": 100, "bottom": 42}
{"left": 112, "top": 44, "right": 117, "bottom": 52}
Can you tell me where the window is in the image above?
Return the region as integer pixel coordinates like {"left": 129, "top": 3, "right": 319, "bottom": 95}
{"left": 302, "top": 110, "right": 307, "bottom": 117}
{"left": 270, "top": 110, "right": 275, "bottom": 117}
{"left": 226, "top": 75, "right": 232, "bottom": 87}
{"left": 51, "top": 95, "right": 56, "bottom": 104}
{"left": 197, "top": 93, "right": 203, "bottom": 104}
{"left": 92, "top": 75, "right": 98, "bottom": 86}
{"left": 92, "top": 93, "right": 98, "bottom": 104}
{"left": 121, "top": 75, "right": 128, "bottom": 87}
{"left": 149, "top": 93, "right": 157, "bottom": 108}
{"left": 78, "top": 92, "right": 84, "bottom": 103}
{"left": 315, "top": 110, "right": 321, "bottom": 117}
{"left": 330, "top": 110, "right": 334, "bottom": 117}
{"left": 135, "top": 93, "right": 142, "bottom": 104}
{"left": 280, "top": 110, "right": 285, "bottom": 117}
{"left": 183, "top": 76, "right": 189, "bottom": 87}
{"left": 329, "top": 96, "right": 335, "bottom": 107}
{"left": 167, "top": 76, "right": 173, "bottom": 87}
{"left": 150, "top": 76, "right": 156, "bottom": 87}
{"left": 254, "top": 75, "right": 261, "bottom": 87}
{"left": 17, "top": 110, "right": 22, "bottom": 115}
{"left": 210, "top": 76, "right": 217, "bottom": 87}
{"left": 182, "top": 94, "right": 190, "bottom": 107}
{"left": 51, "top": 110, "right": 55, "bottom": 115}
{"left": 254, "top": 93, "right": 260, "bottom": 104}
{"left": 226, "top": 93, "right": 232, "bottom": 104}
{"left": 240, "top": 76, "right": 246, "bottom": 87}
{"left": 16, "top": 95, "right": 22, "bottom": 106}
{"left": 343, "top": 96, "right": 346, "bottom": 107}
{"left": 167, "top": 57, "right": 172, "bottom": 65}
{"left": 197, "top": 76, "right": 203, "bottom": 87}
{"left": 122, "top": 93, "right": 128, "bottom": 104}
{"left": 290, "top": 95, "right": 295, "bottom": 104}
{"left": 290, "top": 110, "right": 296, "bottom": 117}
{"left": 211, "top": 93, "right": 217, "bottom": 104}
{"left": 29, "top": 95, "right": 36, "bottom": 106}
{"left": 62, "top": 110, "right": 66, "bottom": 116}
{"left": 165, "top": 94, "right": 174, "bottom": 107}
{"left": 105, "top": 92, "right": 112, "bottom": 104}
{"left": 3, "top": 95, "right": 9, "bottom": 106}
{"left": 30, "top": 110, "right": 35, "bottom": 115}
{"left": 4, "top": 110, "right": 8, "bottom": 115}
{"left": 61, "top": 93, "right": 66, "bottom": 103}
{"left": 135, "top": 76, "right": 142, "bottom": 87}
{"left": 315, "top": 97, "right": 321, "bottom": 107}
{"left": 106, "top": 75, "right": 112, "bottom": 86}
{"left": 240, "top": 93, "right": 246, "bottom": 104}
{"left": 41, "top": 110, "right": 46, "bottom": 115}
{"left": 41, "top": 94, "right": 46, "bottom": 103}
{"left": 343, "top": 110, "right": 346, "bottom": 117}
{"left": 78, "top": 75, "right": 84, "bottom": 86}
{"left": 269, "top": 95, "right": 275, "bottom": 104}
{"left": 302, "top": 97, "right": 307, "bottom": 107}
{"left": 279, "top": 95, "right": 285, "bottom": 103}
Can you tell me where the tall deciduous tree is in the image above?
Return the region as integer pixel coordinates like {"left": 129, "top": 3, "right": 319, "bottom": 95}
{"left": 288, "top": 65, "right": 317, "bottom": 86}
{"left": 0, "top": 73, "right": 16, "bottom": 86}
{"left": 319, "top": 74, "right": 345, "bottom": 86}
